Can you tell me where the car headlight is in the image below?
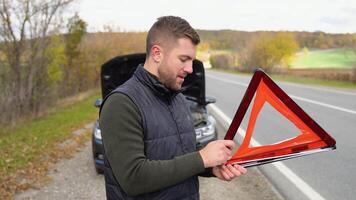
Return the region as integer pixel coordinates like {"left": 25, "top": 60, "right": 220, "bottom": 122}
{"left": 195, "top": 115, "right": 216, "bottom": 139}
{"left": 94, "top": 127, "right": 102, "bottom": 140}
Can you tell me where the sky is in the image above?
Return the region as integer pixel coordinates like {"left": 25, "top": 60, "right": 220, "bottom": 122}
{"left": 73, "top": 0, "right": 356, "bottom": 33}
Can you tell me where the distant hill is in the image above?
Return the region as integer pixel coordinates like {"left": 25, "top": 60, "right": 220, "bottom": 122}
{"left": 197, "top": 30, "right": 356, "bottom": 51}
{"left": 83, "top": 30, "right": 356, "bottom": 54}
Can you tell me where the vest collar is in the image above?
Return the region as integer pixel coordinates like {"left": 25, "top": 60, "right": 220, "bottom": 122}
{"left": 134, "top": 64, "right": 181, "bottom": 99}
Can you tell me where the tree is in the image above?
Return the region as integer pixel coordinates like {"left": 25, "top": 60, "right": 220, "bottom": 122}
{"left": 0, "top": 0, "right": 73, "bottom": 123}
{"left": 242, "top": 33, "right": 299, "bottom": 72}
{"left": 64, "top": 12, "right": 87, "bottom": 93}
{"left": 65, "top": 13, "right": 87, "bottom": 67}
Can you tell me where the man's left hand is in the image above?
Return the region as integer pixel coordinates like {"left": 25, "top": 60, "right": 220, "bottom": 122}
{"left": 212, "top": 164, "right": 247, "bottom": 181}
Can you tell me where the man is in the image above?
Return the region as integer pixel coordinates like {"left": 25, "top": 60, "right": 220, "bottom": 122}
{"left": 100, "top": 16, "right": 247, "bottom": 200}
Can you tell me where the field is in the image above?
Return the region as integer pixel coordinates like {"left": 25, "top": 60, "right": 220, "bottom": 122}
{"left": 291, "top": 48, "right": 356, "bottom": 69}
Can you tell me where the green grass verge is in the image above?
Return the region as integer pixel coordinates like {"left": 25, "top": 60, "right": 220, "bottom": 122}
{"left": 291, "top": 49, "right": 356, "bottom": 69}
{"left": 210, "top": 68, "right": 356, "bottom": 89}
{"left": 270, "top": 74, "right": 356, "bottom": 89}
{"left": 0, "top": 90, "right": 100, "bottom": 177}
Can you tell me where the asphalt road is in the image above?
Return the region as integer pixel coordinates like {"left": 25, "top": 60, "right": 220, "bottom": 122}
{"left": 206, "top": 70, "right": 356, "bottom": 200}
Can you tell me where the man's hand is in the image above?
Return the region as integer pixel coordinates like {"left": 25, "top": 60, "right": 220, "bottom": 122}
{"left": 212, "top": 164, "right": 247, "bottom": 181}
{"left": 199, "top": 140, "right": 235, "bottom": 168}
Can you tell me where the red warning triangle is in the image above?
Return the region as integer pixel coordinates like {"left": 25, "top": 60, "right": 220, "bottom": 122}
{"left": 224, "top": 69, "right": 336, "bottom": 167}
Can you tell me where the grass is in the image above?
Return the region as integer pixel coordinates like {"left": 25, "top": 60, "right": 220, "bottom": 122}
{"left": 270, "top": 73, "right": 356, "bottom": 89}
{"left": 210, "top": 68, "right": 356, "bottom": 90}
{"left": 291, "top": 49, "right": 356, "bottom": 69}
{"left": 0, "top": 90, "right": 100, "bottom": 198}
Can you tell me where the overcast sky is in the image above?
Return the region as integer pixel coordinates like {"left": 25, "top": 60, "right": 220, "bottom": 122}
{"left": 73, "top": 0, "right": 356, "bottom": 33}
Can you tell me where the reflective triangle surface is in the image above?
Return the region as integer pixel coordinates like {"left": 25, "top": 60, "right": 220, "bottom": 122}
{"left": 224, "top": 69, "right": 336, "bottom": 166}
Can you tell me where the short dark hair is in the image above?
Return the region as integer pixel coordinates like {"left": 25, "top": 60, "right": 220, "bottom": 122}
{"left": 146, "top": 16, "right": 200, "bottom": 55}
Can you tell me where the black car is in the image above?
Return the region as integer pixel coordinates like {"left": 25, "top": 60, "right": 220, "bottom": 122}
{"left": 92, "top": 53, "right": 217, "bottom": 174}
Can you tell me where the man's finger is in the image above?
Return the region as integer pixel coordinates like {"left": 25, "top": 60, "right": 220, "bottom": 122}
{"left": 220, "top": 169, "right": 232, "bottom": 181}
{"left": 222, "top": 140, "right": 235, "bottom": 149}
{"left": 226, "top": 164, "right": 241, "bottom": 177}
{"left": 221, "top": 165, "right": 234, "bottom": 178}
{"left": 223, "top": 148, "right": 232, "bottom": 159}
{"left": 234, "top": 164, "right": 247, "bottom": 174}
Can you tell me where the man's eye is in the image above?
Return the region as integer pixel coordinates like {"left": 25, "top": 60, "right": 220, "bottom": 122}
{"left": 180, "top": 58, "right": 187, "bottom": 62}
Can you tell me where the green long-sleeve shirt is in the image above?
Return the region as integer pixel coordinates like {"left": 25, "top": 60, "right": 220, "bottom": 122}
{"left": 99, "top": 92, "right": 206, "bottom": 196}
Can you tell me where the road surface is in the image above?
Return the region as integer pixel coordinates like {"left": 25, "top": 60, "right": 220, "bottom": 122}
{"left": 206, "top": 70, "right": 356, "bottom": 200}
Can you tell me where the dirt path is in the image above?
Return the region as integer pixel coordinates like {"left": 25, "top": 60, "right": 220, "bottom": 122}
{"left": 14, "top": 141, "right": 105, "bottom": 200}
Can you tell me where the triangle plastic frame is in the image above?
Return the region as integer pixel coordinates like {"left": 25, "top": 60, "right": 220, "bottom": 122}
{"left": 224, "top": 68, "right": 336, "bottom": 167}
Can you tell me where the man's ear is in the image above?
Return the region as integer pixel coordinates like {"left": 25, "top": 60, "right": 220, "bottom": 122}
{"left": 151, "top": 44, "right": 163, "bottom": 63}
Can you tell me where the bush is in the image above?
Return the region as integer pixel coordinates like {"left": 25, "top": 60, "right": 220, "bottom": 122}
{"left": 209, "top": 54, "right": 235, "bottom": 69}
{"left": 241, "top": 33, "right": 299, "bottom": 72}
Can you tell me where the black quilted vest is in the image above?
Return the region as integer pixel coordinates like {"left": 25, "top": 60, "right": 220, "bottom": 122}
{"left": 101, "top": 65, "right": 199, "bottom": 200}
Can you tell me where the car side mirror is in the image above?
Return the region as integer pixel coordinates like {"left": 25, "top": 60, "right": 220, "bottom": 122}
{"left": 205, "top": 96, "right": 216, "bottom": 104}
{"left": 94, "top": 99, "right": 103, "bottom": 108}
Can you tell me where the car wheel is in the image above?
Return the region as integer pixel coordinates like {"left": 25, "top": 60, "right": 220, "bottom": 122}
{"left": 95, "top": 165, "right": 104, "bottom": 174}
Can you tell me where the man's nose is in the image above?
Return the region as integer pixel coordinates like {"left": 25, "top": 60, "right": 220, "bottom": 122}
{"left": 183, "top": 63, "right": 193, "bottom": 74}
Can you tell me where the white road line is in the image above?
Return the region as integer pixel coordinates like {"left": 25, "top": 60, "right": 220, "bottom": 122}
{"left": 206, "top": 74, "right": 356, "bottom": 115}
{"left": 206, "top": 75, "right": 248, "bottom": 87}
{"left": 209, "top": 104, "right": 326, "bottom": 200}
{"left": 207, "top": 72, "right": 356, "bottom": 96}
{"left": 290, "top": 95, "right": 356, "bottom": 115}
{"left": 279, "top": 81, "right": 356, "bottom": 97}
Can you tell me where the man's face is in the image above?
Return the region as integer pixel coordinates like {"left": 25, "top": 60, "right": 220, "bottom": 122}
{"left": 157, "top": 37, "right": 196, "bottom": 91}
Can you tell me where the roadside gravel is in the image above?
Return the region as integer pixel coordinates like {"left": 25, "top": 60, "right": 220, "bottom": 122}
{"left": 14, "top": 123, "right": 283, "bottom": 200}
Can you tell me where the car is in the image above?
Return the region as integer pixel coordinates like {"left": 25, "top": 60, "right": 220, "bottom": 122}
{"left": 92, "top": 53, "right": 217, "bottom": 174}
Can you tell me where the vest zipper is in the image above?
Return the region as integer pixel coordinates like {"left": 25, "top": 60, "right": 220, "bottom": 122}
{"left": 166, "top": 97, "right": 187, "bottom": 153}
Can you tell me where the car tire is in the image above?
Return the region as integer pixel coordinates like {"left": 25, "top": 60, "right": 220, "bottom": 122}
{"left": 95, "top": 166, "right": 104, "bottom": 174}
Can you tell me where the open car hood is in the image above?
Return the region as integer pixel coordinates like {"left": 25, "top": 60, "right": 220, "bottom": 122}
{"left": 101, "top": 53, "right": 207, "bottom": 105}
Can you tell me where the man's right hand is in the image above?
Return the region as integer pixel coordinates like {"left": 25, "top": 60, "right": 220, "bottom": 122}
{"left": 198, "top": 140, "right": 236, "bottom": 168}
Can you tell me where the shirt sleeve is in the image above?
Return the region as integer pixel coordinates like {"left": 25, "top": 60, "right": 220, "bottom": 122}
{"left": 99, "top": 92, "right": 206, "bottom": 196}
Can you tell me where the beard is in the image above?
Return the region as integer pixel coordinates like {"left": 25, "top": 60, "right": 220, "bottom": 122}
{"left": 157, "top": 66, "right": 181, "bottom": 91}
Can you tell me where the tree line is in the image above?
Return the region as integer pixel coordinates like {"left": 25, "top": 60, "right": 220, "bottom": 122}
{"left": 204, "top": 30, "right": 356, "bottom": 72}
{"left": 198, "top": 30, "right": 356, "bottom": 50}
{"left": 0, "top": 0, "right": 145, "bottom": 125}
